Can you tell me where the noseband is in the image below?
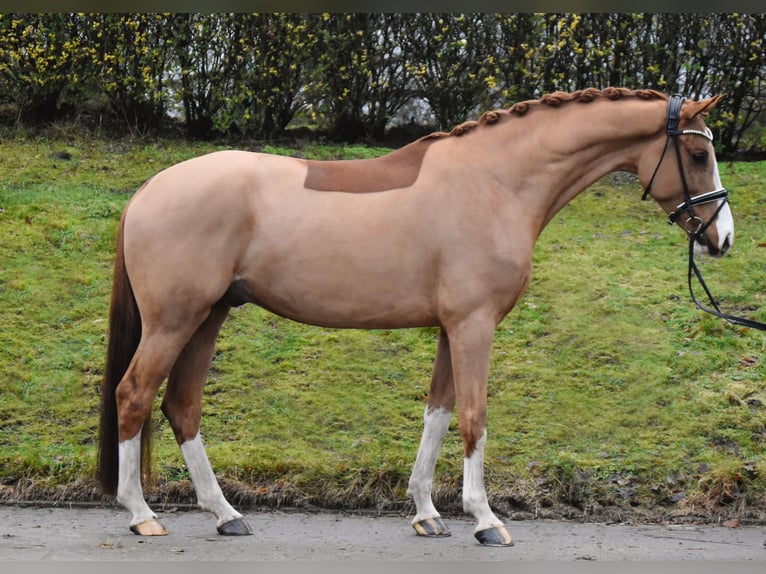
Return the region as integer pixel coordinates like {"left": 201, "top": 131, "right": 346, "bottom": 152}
{"left": 643, "top": 94, "right": 766, "bottom": 330}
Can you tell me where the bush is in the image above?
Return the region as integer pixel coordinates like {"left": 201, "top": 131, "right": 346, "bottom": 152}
{"left": 0, "top": 13, "right": 763, "bottom": 152}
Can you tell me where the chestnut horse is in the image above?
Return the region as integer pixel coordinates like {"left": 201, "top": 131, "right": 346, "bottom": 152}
{"left": 98, "top": 88, "right": 733, "bottom": 546}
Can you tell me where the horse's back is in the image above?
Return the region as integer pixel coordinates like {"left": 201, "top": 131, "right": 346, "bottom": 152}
{"left": 303, "top": 140, "right": 436, "bottom": 193}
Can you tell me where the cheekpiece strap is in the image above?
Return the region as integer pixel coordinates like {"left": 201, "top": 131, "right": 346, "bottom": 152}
{"left": 641, "top": 94, "right": 685, "bottom": 201}
{"left": 666, "top": 94, "right": 685, "bottom": 134}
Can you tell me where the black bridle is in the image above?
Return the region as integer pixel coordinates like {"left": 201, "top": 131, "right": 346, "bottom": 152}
{"left": 643, "top": 94, "right": 766, "bottom": 330}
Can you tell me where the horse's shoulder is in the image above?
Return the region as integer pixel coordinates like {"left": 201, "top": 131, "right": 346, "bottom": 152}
{"left": 303, "top": 139, "right": 436, "bottom": 193}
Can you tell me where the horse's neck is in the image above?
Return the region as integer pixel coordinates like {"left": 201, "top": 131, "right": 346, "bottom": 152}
{"left": 494, "top": 100, "right": 664, "bottom": 230}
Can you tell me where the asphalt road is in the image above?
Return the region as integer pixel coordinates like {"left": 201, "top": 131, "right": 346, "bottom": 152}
{"left": 1, "top": 504, "right": 765, "bottom": 562}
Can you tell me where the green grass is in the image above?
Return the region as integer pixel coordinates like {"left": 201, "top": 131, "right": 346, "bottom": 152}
{"left": 1, "top": 134, "right": 765, "bottom": 522}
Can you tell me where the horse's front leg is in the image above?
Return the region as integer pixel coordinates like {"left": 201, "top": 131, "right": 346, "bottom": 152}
{"left": 408, "top": 328, "right": 454, "bottom": 537}
{"left": 447, "top": 314, "right": 514, "bottom": 547}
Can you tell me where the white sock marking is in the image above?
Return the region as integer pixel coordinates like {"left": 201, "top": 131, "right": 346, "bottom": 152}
{"left": 462, "top": 431, "right": 504, "bottom": 533}
{"left": 407, "top": 406, "right": 452, "bottom": 523}
{"left": 180, "top": 432, "right": 242, "bottom": 526}
{"left": 116, "top": 432, "right": 157, "bottom": 527}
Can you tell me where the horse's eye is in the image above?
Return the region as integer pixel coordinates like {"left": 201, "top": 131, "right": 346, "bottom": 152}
{"left": 691, "top": 151, "right": 708, "bottom": 164}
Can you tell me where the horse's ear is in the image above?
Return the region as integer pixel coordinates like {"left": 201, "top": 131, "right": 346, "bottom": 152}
{"left": 682, "top": 94, "right": 726, "bottom": 119}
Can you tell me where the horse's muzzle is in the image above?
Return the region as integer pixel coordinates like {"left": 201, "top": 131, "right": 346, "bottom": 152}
{"left": 694, "top": 230, "right": 732, "bottom": 258}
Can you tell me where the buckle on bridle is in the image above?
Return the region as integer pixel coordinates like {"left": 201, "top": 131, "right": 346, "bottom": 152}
{"left": 683, "top": 216, "right": 703, "bottom": 235}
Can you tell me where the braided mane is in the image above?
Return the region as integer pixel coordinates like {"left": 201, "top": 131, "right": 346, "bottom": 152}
{"left": 418, "top": 87, "right": 668, "bottom": 141}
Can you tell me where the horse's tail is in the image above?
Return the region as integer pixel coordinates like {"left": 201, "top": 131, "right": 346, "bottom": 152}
{"left": 97, "top": 210, "right": 152, "bottom": 495}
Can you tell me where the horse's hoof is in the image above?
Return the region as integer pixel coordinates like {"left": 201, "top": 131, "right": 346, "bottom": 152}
{"left": 217, "top": 517, "right": 253, "bottom": 536}
{"left": 129, "top": 519, "right": 169, "bottom": 536}
{"left": 474, "top": 525, "right": 514, "bottom": 547}
{"left": 412, "top": 516, "right": 451, "bottom": 537}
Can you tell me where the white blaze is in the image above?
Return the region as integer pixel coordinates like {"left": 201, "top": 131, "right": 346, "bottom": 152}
{"left": 711, "top": 160, "right": 734, "bottom": 252}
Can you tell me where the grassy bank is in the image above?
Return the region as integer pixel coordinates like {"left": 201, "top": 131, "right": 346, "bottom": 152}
{"left": 1, "top": 133, "right": 765, "bottom": 523}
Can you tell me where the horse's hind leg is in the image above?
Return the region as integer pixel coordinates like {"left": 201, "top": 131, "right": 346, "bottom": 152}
{"left": 116, "top": 328, "right": 196, "bottom": 536}
{"left": 407, "top": 328, "right": 455, "bottom": 538}
{"left": 161, "top": 301, "right": 252, "bottom": 536}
